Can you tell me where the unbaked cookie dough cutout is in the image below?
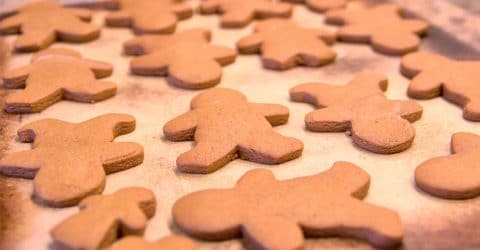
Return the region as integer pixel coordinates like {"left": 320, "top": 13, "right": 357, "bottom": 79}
{"left": 51, "top": 187, "right": 155, "bottom": 249}
{"left": 199, "top": 0, "right": 293, "bottom": 28}
{"left": 0, "top": 114, "right": 144, "bottom": 207}
{"left": 125, "top": 29, "right": 236, "bottom": 89}
{"left": 0, "top": 0, "right": 100, "bottom": 52}
{"left": 173, "top": 162, "right": 404, "bottom": 249}
{"left": 325, "top": 3, "right": 429, "bottom": 55}
{"left": 290, "top": 72, "right": 423, "bottom": 154}
{"left": 163, "top": 88, "right": 303, "bottom": 174}
{"left": 415, "top": 132, "right": 480, "bottom": 200}
{"left": 104, "top": 0, "right": 193, "bottom": 34}
{"left": 2, "top": 47, "right": 117, "bottom": 114}
{"left": 401, "top": 51, "right": 480, "bottom": 121}
{"left": 237, "top": 19, "right": 336, "bottom": 70}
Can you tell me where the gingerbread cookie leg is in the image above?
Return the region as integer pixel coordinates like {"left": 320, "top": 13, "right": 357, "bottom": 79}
{"left": 220, "top": 10, "right": 255, "bottom": 28}
{"left": 5, "top": 82, "right": 62, "bottom": 113}
{"left": 66, "top": 8, "right": 93, "bottom": 21}
{"left": 236, "top": 33, "right": 264, "bottom": 54}
{"left": 177, "top": 142, "right": 237, "bottom": 174}
{"left": 391, "top": 100, "right": 423, "bottom": 122}
{"left": 301, "top": 199, "right": 403, "bottom": 248}
{"left": 56, "top": 21, "right": 100, "bottom": 42}
{"left": 464, "top": 99, "right": 480, "bottom": 121}
{"left": 63, "top": 79, "right": 117, "bottom": 103}
{"left": 305, "top": 107, "right": 350, "bottom": 132}
{"left": 407, "top": 71, "right": 443, "bottom": 99}
{"left": 351, "top": 115, "right": 415, "bottom": 154}
{"left": 256, "top": 2, "right": 292, "bottom": 18}
{"left": 167, "top": 58, "right": 224, "bottom": 89}
{"left": 242, "top": 215, "right": 304, "bottom": 250}
{"left": 105, "top": 11, "right": 133, "bottom": 27}
{"left": 239, "top": 133, "right": 303, "bottom": 164}
{"left": 0, "top": 14, "right": 24, "bottom": 34}
{"left": 0, "top": 150, "right": 41, "bottom": 178}
{"left": 171, "top": 2, "right": 194, "bottom": 20}
{"left": 305, "top": 0, "right": 348, "bottom": 12}
{"left": 130, "top": 53, "right": 169, "bottom": 76}
{"left": 132, "top": 13, "right": 177, "bottom": 34}
{"left": 100, "top": 142, "right": 144, "bottom": 174}
{"left": 371, "top": 29, "right": 420, "bottom": 55}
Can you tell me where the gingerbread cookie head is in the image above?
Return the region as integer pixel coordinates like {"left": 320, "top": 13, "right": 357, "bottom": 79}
{"left": 282, "top": 0, "right": 349, "bottom": 13}
{"left": 51, "top": 187, "right": 155, "bottom": 249}
{"left": 0, "top": 0, "right": 100, "bottom": 52}
{"left": 237, "top": 19, "right": 336, "bottom": 70}
{"left": 108, "top": 236, "right": 197, "bottom": 250}
{"left": 2, "top": 47, "right": 116, "bottom": 113}
{"left": 401, "top": 51, "right": 480, "bottom": 121}
{"left": 415, "top": 132, "right": 480, "bottom": 199}
{"left": 199, "top": 0, "right": 293, "bottom": 28}
{"left": 163, "top": 88, "right": 303, "bottom": 174}
{"left": 0, "top": 114, "right": 144, "bottom": 207}
{"left": 105, "top": 0, "right": 193, "bottom": 34}
{"left": 325, "top": 3, "right": 428, "bottom": 55}
{"left": 173, "top": 162, "right": 404, "bottom": 249}
{"left": 126, "top": 29, "right": 237, "bottom": 89}
{"left": 290, "top": 72, "right": 423, "bottom": 154}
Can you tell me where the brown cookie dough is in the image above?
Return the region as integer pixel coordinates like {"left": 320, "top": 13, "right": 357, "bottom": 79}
{"left": 0, "top": 114, "right": 144, "bottom": 207}
{"left": 236, "top": 19, "right": 336, "bottom": 70}
{"left": 51, "top": 187, "right": 156, "bottom": 249}
{"left": 401, "top": 51, "right": 480, "bottom": 121}
{"left": 173, "top": 162, "right": 404, "bottom": 249}
{"left": 290, "top": 72, "right": 423, "bottom": 154}
{"left": 415, "top": 132, "right": 480, "bottom": 199}
{"left": 163, "top": 88, "right": 303, "bottom": 174}
{"left": 2, "top": 47, "right": 116, "bottom": 114}
{"left": 325, "top": 3, "right": 428, "bottom": 55}
{"left": 281, "top": 0, "right": 348, "bottom": 13}
{"left": 0, "top": 0, "right": 100, "bottom": 52}
{"left": 104, "top": 0, "right": 193, "bottom": 34}
{"left": 125, "top": 29, "right": 236, "bottom": 89}
{"left": 199, "top": 0, "right": 293, "bottom": 28}
{"left": 108, "top": 236, "right": 197, "bottom": 250}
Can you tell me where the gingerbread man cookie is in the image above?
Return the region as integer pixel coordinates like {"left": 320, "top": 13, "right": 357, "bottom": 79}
{"left": 173, "top": 162, "right": 404, "bottom": 249}
{"left": 51, "top": 187, "right": 155, "bottom": 249}
{"left": 325, "top": 3, "right": 428, "bottom": 55}
{"left": 199, "top": 0, "right": 293, "bottom": 28}
{"left": 282, "top": 0, "right": 349, "bottom": 13}
{"left": 164, "top": 88, "right": 303, "bottom": 174}
{"left": 0, "top": 114, "right": 144, "bottom": 207}
{"left": 108, "top": 236, "right": 197, "bottom": 250}
{"left": 0, "top": 0, "right": 100, "bottom": 52}
{"left": 401, "top": 51, "right": 480, "bottom": 121}
{"left": 237, "top": 19, "right": 336, "bottom": 70}
{"left": 290, "top": 72, "right": 423, "bottom": 154}
{"left": 2, "top": 47, "right": 116, "bottom": 114}
{"left": 125, "top": 29, "right": 237, "bottom": 89}
{"left": 104, "top": 0, "right": 193, "bottom": 34}
{"left": 415, "top": 132, "right": 480, "bottom": 199}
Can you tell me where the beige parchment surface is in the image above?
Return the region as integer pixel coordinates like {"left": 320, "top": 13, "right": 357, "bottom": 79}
{"left": 1, "top": 1, "right": 480, "bottom": 250}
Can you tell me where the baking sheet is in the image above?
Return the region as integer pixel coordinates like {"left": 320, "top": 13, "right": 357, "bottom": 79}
{"left": 1, "top": 1, "right": 480, "bottom": 249}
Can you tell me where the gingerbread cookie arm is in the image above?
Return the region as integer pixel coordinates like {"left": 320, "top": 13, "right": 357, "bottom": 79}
{"left": 123, "top": 35, "right": 168, "bottom": 55}
{"left": 219, "top": 9, "right": 255, "bottom": 28}
{"left": 108, "top": 236, "right": 197, "bottom": 250}
{"left": 199, "top": 0, "right": 221, "bottom": 14}
{"left": 317, "top": 162, "right": 370, "bottom": 198}
{"left": 400, "top": 51, "right": 448, "bottom": 78}
{"left": 307, "top": 28, "right": 336, "bottom": 45}
{"left": 242, "top": 215, "right": 304, "bottom": 250}
{"left": 248, "top": 103, "right": 289, "bottom": 125}
{"left": 56, "top": 19, "right": 100, "bottom": 42}
{"left": 163, "top": 111, "right": 199, "bottom": 141}
{"left": 0, "top": 13, "right": 25, "bottom": 34}
{"left": 105, "top": 10, "right": 133, "bottom": 27}
{"left": 236, "top": 33, "right": 264, "bottom": 54}
{"left": 289, "top": 83, "right": 329, "bottom": 107}
{"left": 391, "top": 100, "right": 423, "bottom": 122}
{"left": 82, "top": 114, "right": 136, "bottom": 140}
{"left": 407, "top": 71, "right": 443, "bottom": 99}
{"left": 370, "top": 28, "right": 421, "bottom": 55}
{"left": 451, "top": 132, "right": 480, "bottom": 153}
{"left": 167, "top": 56, "right": 224, "bottom": 89}
{"left": 2, "top": 65, "right": 32, "bottom": 88}
{"left": 14, "top": 27, "right": 56, "bottom": 52}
